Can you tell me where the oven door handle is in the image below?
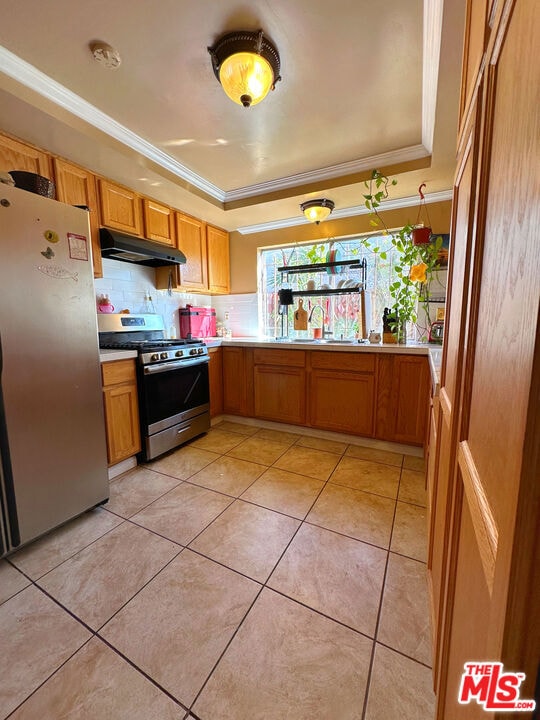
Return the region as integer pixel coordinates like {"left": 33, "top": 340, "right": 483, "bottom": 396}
{"left": 143, "top": 357, "right": 209, "bottom": 374}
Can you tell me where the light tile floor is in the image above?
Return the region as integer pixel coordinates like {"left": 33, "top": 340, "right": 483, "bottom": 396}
{"left": 1, "top": 422, "right": 435, "bottom": 720}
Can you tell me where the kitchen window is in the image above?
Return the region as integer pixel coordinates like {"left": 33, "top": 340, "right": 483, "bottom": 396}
{"left": 258, "top": 236, "right": 445, "bottom": 339}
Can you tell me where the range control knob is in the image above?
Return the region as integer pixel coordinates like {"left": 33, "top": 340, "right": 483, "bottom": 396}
{"left": 151, "top": 353, "right": 160, "bottom": 361}
{"left": 198, "top": 348, "right": 204, "bottom": 354}
{"left": 189, "top": 348, "right": 198, "bottom": 356}
{"left": 160, "top": 352, "right": 168, "bottom": 360}
{"left": 175, "top": 350, "right": 184, "bottom": 358}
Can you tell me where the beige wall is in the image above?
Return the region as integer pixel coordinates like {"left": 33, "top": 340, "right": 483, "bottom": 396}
{"left": 229, "top": 200, "right": 453, "bottom": 294}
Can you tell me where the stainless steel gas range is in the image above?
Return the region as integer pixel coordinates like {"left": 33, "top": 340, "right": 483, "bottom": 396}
{"left": 98, "top": 314, "right": 210, "bottom": 461}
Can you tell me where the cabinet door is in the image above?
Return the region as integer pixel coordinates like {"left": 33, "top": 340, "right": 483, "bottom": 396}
{"left": 207, "top": 224, "right": 230, "bottom": 294}
{"left": 254, "top": 365, "right": 306, "bottom": 425}
{"left": 99, "top": 179, "right": 142, "bottom": 236}
{"left": 177, "top": 212, "right": 209, "bottom": 290}
{"left": 103, "top": 383, "right": 141, "bottom": 465}
{"left": 376, "top": 355, "right": 429, "bottom": 445}
{"left": 222, "top": 347, "right": 246, "bottom": 415}
{"left": 143, "top": 198, "right": 176, "bottom": 246}
{"left": 0, "top": 133, "right": 52, "bottom": 178}
{"left": 309, "top": 369, "right": 375, "bottom": 436}
{"left": 208, "top": 347, "right": 223, "bottom": 418}
{"left": 54, "top": 158, "right": 103, "bottom": 278}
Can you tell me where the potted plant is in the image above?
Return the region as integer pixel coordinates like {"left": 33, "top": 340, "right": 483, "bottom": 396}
{"left": 361, "top": 170, "right": 443, "bottom": 343}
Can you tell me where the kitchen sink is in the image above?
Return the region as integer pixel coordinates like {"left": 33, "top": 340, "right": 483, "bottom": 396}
{"left": 276, "top": 338, "right": 359, "bottom": 345}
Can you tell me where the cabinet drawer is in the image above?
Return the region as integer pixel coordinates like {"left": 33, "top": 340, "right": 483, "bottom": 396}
{"left": 102, "top": 359, "right": 137, "bottom": 387}
{"left": 253, "top": 348, "right": 306, "bottom": 367}
{"left": 310, "top": 351, "right": 375, "bottom": 373}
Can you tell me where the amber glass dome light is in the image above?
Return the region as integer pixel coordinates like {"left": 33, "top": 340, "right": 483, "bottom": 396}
{"left": 300, "top": 198, "right": 335, "bottom": 224}
{"left": 208, "top": 30, "right": 281, "bottom": 108}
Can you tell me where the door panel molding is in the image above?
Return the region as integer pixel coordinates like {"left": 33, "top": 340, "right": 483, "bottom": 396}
{"left": 458, "top": 441, "right": 498, "bottom": 594}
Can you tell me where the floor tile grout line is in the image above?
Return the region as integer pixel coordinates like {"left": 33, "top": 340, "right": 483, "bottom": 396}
{"left": 301, "top": 519, "right": 392, "bottom": 554}
{"left": 184, "top": 443, "right": 396, "bottom": 715}
{"left": 186, "top": 465, "right": 326, "bottom": 715}
{"left": 374, "top": 639, "right": 433, "bottom": 670}
{"left": 263, "top": 584, "right": 379, "bottom": 644}
{"left": 4, "top": 634, "right": 97, "bottom": 720}
{"left": 360, "top": 468, "right": 402, "bottom": 720}
{"left": 30, "top": 544, "right": 185, "bottom": 637}
{"left": 94, "top": 633, "right": 191, "bottom": 714}
{"left": 187, "top": 583, "right": 266, "bottom": 713}
{"left": 6, "top": 516, "right": 131, "bottom": 583}
{"left": 4, "top": 431, "right": 427, "bottom": 717}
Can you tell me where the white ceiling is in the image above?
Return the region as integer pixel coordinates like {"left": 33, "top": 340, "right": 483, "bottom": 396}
{"left": 0, "top": 0, "right": 465, "bottom": 232}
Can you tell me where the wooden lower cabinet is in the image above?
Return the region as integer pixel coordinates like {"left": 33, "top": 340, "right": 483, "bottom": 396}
{"left": 222, "top": 347, "right": 430, "bottom": 444}
{"left": 309, "top": 350, "right": 376, "bottom": 436}
{"left": 208, "top": 347, "right": 223, "bottom": 418}
{"left": 222, "top": 347, "right": 253, "bottom": 416}
{"left": 310, "top": 369, "right": 375, "bottom": 436}
{"left": 254, "top": 365, "right": 306, "bottom": 425}
{"left": 376, "top": 354, "right": 429, "bottom": 445}
{"left": 101, "top": 359, "right": 141, "bottom": 466}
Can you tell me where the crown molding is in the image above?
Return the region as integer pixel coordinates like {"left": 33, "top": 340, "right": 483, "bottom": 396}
{"left": 223, "top": 145, "right": 430, "bottom": 201}
{"left": 0, "top": 46, "right": 225, "bottom": 201}
{"left": 236, "top": 190, "right": 453, "bottom": 235}
{"left": 0, "top": 38, "right": 438, "bottom": 205}
{"left": 422, "top": 0, "right": 444, "bottom": 153}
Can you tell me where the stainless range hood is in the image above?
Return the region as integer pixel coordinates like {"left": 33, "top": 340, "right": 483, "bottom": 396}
{"left": 99, "top": 228, "right": 186, "bottom": 267}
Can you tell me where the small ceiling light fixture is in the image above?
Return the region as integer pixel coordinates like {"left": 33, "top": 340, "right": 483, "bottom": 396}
{"left": 300, "top": 198, "right": 335, "bottom": 224}
{"left": 208, "top": 29, "right": 281, "bottom": 108}
{"left": 90, "top": 41, "right": 121, "bottom": 70}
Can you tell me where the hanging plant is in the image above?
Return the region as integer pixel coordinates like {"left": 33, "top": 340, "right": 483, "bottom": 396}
{"left": 412, "top": 182, "right": 433, "bottom": 245}
{"left": 361, "top": 170, "right": 443, "bottom": 342}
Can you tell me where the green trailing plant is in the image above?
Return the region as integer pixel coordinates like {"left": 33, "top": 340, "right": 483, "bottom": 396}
{"left": 361, "top": 169, "right": 443, "bottom": 341}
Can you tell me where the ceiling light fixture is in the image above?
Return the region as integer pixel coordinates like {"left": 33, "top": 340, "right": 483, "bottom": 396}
{"left": 300, "top": 198, "right": 335, "bottom": 224}
{"left": 208, "top": 29, "right": 281, "bottom": 108}
{"left": 90, "top": 41, "right": 121, "bottom": 70}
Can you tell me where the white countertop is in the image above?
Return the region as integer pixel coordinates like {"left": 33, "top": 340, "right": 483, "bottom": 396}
{"left": 100, "top": 349, "right": 138, "bottom": 362}
{"left": 209, "top": 336, "right": 443, "bottom": 394}
{"left": 219, "top": 337, "right": 438, "bottom": 356}
{"left": 99, "top": 338, "right": 443, "bottom": 395}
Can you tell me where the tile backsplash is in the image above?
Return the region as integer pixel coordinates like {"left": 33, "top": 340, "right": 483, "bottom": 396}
{"left": 94, "top": 260, "right": 258, "bottom": 338}
{"left": 94, "top": 259, "right": 211, "bottom": 338}
{"left": 212, "top": 294, "right": 259, "bottom": 337}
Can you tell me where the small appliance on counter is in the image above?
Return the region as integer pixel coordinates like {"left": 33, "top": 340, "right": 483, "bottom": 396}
{"left": 179, "top": 305, "right": 216, "bottom": 339}
{"left": 429, "top": 320, "right": 444, "bottom": 344}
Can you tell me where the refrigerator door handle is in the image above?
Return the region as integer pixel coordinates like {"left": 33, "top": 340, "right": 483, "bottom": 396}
{"left": 0, "top": 331, "right": 21, "bottom": 552}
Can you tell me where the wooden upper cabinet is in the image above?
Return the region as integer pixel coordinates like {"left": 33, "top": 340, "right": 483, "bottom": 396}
{"left": 207, "top": 224, "right": 230, "bottom": 294}
{"left": 143, "top": 198, "right": 175, "bottom": 246}
{"left": 53, "top": 158, "right": 103, "bottom": 278}
{"left": 0, "top": 133, "right": 52, "bottom": 178}
{"left": 98, "top": 179, "right": 142, "bottom": 236}
{"left": 177, "top": 212, "right": 208, "bottom": 290}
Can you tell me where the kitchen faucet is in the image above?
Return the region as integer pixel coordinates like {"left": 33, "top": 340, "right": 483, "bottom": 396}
{"left": 308, "top": 304, "right": 333, "bottom": 338}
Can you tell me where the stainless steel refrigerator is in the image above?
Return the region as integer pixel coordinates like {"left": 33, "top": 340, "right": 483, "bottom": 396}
{"left": 0, "top": 183, "right": 109, "bottom": 557}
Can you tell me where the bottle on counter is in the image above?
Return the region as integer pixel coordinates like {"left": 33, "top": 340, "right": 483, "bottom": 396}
{"left": 223, "top": 311, "right": 232, "bottom": 338}
{"left": 140, "top": 293, "right": 156, "bottom": 314}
